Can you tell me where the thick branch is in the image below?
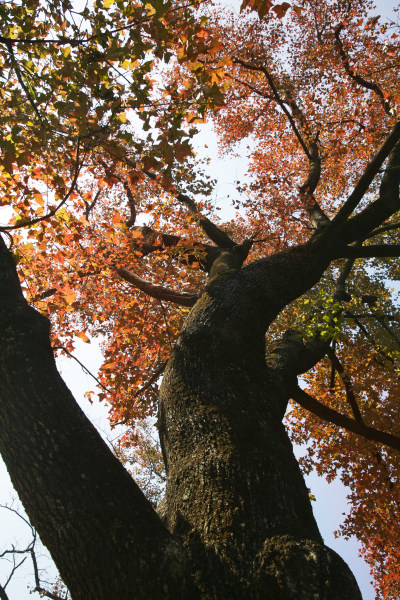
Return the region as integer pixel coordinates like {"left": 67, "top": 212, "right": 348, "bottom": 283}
{"left": 333, "top": 121, "right": 400, "bottom": 224}
{"left": 337, "top": 243, "right": 400, "bottom": 258}
{"left": 291, "top": 386, "right": 400, "bottom": 452}
{"left": 267, "top": 330, "right": 329, "bottom": 376}
{"left": 282, "top": 91, "right": 328, "bottom": 229}
{"left": 333, "top": 252, "right": 357, "bottom": 302}
{"left": 0, "top": 234, "right": 192, "bottom": 600}
{"left": 298, "top": 142, "right": 329, "bottom": 230}
{"left": 116, "top": 267, "right": 198, "bottom": 307}
{"left": 0, "top": 584, "right": 9, "bottom": 600}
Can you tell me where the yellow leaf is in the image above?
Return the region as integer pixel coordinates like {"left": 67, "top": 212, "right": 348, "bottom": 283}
{"left": 103, "top": 0, "right": 115, "bottom": 7}
{"left": 64, "top": 292, "right": 77, "bottom": 305}
{"left": 63, "top": 46, "right": 71, "bottom": 58}
{"left": 145, "top": 3, "right": 156, "bottom": 15}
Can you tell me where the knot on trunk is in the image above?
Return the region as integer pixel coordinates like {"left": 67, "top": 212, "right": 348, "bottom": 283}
{"left": 253, "top": 536, "right": 362, "bottom": 600}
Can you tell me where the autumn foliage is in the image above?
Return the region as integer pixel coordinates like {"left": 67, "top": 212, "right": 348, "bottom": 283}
{"left": 1, "top": 0, "right": 400, "bottom": 597}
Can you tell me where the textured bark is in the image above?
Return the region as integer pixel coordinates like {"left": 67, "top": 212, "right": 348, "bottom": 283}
{"left": 0, "top": 236, "right": 192, "bottom": 600}
{"left": 159, "top": 239, "right": 362, "bottom": 599}
{"left": 0, "top": 235, "right": 363, "bottom": 599}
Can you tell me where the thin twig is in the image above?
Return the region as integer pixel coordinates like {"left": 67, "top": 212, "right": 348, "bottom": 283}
{"left": 53, "top": 346, "right": 112, "bottom": 395}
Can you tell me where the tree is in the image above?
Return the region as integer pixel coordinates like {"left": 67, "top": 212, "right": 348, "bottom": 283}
{"left": 0, "top": 0, "right": 400, "bottom": 598}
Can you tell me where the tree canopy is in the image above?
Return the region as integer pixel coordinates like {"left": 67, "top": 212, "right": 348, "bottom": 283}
{"left": 1, "top": 0, "right": 400, "bottom": 598}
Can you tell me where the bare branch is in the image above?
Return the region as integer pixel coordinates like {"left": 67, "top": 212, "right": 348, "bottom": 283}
{"left": 291, "top": 385, "right": 400, "bottom": 452}
{"left": 0, "top": 504, "right": 69, "bottom": 600}
{"left": 3, "top": 555, "right": 27, "bottom": 589}
{"left": 116, "top": 267, "right": 198, "bottom": 307}
{"left": 30, "top": 545, "right": 68, "bottom": 600}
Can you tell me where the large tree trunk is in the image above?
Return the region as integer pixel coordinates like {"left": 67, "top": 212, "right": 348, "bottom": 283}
{"left": 159, "top": 239, "right": 363, "bottom": 599}
{"left": 0, "top": 234, "right": 362, "bottom": 599}
{"left": 0, "top": 236, "right": 192, "bottom": 600}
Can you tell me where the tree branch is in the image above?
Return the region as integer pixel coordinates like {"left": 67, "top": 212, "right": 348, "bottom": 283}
{"left": 233, "top": 59, "right": 311, "bottom": 157}
{"left": 333, "top": 121, "right": 400, "bottom": 224}
{"left": 233, "top": 59, "right": 329, "bottom": 229}
{"left": 326, "top": 348, "right": 363, "bottom": 422}
{"left": 366, "top": 220, "right": 400, "bottom": 239}
{"left": 130, "top": 225, "right": 220, "bottom": 273}
{"left": 345, "top": 310, "right": 395, "bottom": 365}
{"left": 337, "top": 243, "right": 400, "bottom": 258}
{"left": 333, "top": 251, "right": 358, "bottom": 302}
{"left": 0, "top": 584, "right": 10, "bottom": 600}
{"left": 267, "top": 330, "right": 329, "bottom": 376}
{"left": 291, "top": 385, "right": 400, "bottom": 452}
{"left": 0, "top": 234, "right": 193, "bottom": 599}
{"left": 143, "top": 170, "right": 236, "bottom": 249}
{"left": 281, "top": 88, "right": 328, "bottom": 229}
{"left": 114, "top": 361, "right": 168, "bottom": 426}
{"left": 53, "top": 346, "right": 113, "bottom": 395}
{"left": 116, "top": 267, "right": 198, "bottom": 307}
{"left": 334, "top": 24, "right": 392, "bottom": 116}
{"left": 5, "top": 40, "right": 44, "bottom": 125}
{"left": 83, "top": 190, "right": 101, "bottom": 221}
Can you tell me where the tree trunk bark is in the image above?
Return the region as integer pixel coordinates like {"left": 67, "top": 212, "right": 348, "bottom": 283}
{"left": 159, "top": 240, "right": 363, "bottom": 599}
{"left": 0, "top": 233, "right": 362, "bottom": 599}
{"left": 0, "top": 236, "right": 192, "bottom": 600}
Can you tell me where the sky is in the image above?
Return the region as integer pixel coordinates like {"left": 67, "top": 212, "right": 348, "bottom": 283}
{"left": 1, "top": 0, "right": 400, "bottom": 598}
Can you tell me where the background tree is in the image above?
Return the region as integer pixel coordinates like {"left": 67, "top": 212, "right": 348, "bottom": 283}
{"left": 1, "top": 0, "right": 400, "bottom": 598}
